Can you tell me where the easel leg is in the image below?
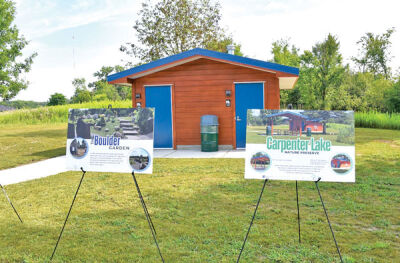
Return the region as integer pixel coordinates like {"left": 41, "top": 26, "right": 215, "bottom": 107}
{"left": 0, "top": 184, "right": 23, "bottom": 223}
{"left": 296, "top": 180, "right": 301, "bottom": 243}
{"left": 50, "top": 168, "right": 86, "bottom": 261}
{"left": 315, "top": 178, "right": 343, "bottom": 263}
{"left": 131, "top": 172, "right": 165, "bottom": 263}
{"left": 236, "top": 179, "right": 268, "bottom": 263}
{"left": 133, "top": 174, "right": 157, "bottom": 236}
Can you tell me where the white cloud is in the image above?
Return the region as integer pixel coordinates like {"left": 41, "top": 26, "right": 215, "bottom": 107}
{"left": 12, "top": 0, "right": 400, "bottom": 102}
{"left": 15, "top": 0, "right": 139, "bottom": 39}
{"left": 220, "top": 0, "right": 400, "bottom": 68}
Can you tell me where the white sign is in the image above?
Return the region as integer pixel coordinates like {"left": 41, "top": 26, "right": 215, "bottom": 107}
{"left": 245, "top": 110, "right": 355, "bottom": 182}
{"left": 66, "top": 108, "right": 154, "bottom": 174}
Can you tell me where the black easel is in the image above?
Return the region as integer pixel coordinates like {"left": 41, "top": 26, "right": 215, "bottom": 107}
{"left": 315, "top": 178, "right": 343, "bottom": 263}
{"left": 296, "top": 180, "right": 301, "bottom": 243}
{"left": 236, "top": 178, "right": 344, "bottom": 263}
{"left": 236, "top": 179, "right": 268, "bottom": 263}
{"left": 50, "top": 167, "right": 86, "bottom": 261}
{"left": 0, "top": 184, "right": 23, "bottom": 223}
{"left": 132, "top": 171, "right": 165, "bottom": 262}
{"left": 50, "top": 168, "right": 165, "bottom": 262}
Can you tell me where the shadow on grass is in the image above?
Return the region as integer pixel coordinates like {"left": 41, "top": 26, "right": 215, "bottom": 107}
{"left": 355, "top": 128, "right": 400, "bottom": 145}
{"left": 2, "top": 129, "right": 66, "bottom": 138}
{"left": 28, "top": 147, "right": 66, "bottom": 158}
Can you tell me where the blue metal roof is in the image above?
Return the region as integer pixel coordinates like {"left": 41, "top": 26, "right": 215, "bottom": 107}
{"left": 266, "top": 111, "right": 322, "bottom": 122}
{"left": 266, "top": 111, "right": 309, "bottom": 119}
{"left": 107, "top": 48, "right": 299, "bottom": 82}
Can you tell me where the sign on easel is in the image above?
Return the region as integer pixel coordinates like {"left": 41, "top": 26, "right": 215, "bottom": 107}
{"left": 52, "top": 107, "right": 165, "bottom": 261}
{"left": 245, "top": 110, "right": 355, "bottom": 182}
{"left": 66, "top": 108, "right": 154, "bottom": 174}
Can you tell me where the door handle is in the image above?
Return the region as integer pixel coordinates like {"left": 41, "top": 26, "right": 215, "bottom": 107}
{"left": 236, "top": 116, "right": 242, "bottom": 121}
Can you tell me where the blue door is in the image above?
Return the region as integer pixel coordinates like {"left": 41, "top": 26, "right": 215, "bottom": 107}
{"left": 235, "top": 83, "right": 264, "bottom": 148}
{"left": 145, "top": 86, "right": 173, "bottom": 148}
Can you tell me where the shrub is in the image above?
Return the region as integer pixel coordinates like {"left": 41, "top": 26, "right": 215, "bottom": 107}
{"left": 48, "top": 93, "right": 67, "bottom": 106}
{"left": 355, "top": 111, "right": 400, "bottom": 130}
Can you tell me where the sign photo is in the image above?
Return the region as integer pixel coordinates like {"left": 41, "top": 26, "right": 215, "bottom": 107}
{"left": 245, "top": 110, "right": 355, "bottom": 182}
{"left": 66, "top": 108, "right": 154, "bottom": 174}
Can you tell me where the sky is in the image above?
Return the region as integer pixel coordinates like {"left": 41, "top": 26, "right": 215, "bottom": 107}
{"left": 12, "top": 0, "right": 400, "bottom": 102}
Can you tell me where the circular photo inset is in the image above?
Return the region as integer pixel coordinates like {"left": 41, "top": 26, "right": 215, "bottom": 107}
{"left": 250, "top": 152, "right": 271, "bottom": 171}
{"left": 129, "top": 148, "right": 151, "bottom": 172}
{"left": 69, "top": 138, "right": 89, "bottom": 158}
{"left": 331, "top": 153, "right": 352, "bottom": 174}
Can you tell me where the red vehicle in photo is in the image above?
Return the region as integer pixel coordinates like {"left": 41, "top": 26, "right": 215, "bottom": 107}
{"left": 331, "top": 156, "right": 351, "bottom": 168}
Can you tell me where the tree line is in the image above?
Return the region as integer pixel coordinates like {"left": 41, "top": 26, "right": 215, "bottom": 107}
{"left": 272, "top": 29, "right": 399, "bottom": 112}
{"left": 1, "top": 0, "right": 399, "bottom": 112}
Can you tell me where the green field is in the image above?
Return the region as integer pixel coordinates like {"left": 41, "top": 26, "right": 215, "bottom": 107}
{"left": 0, "top": 100, "right": 132, "bottom": 125}
{"left": 0, "top": 124, "right": 66, "bottom": 170}
{"left": 0, "top": 127, "right": 399, "bottom": 262}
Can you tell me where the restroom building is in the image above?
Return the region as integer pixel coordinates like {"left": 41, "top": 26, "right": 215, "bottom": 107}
{"left": 107, "top": 48, "right": 299, "bottom": 149}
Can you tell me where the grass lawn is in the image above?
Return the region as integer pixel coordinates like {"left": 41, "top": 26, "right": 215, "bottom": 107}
{"left": 0, "top": 124, "right": 66, "bottom": 170}
{"left": 0, "top": 127, "right": 399, "bottom": 262}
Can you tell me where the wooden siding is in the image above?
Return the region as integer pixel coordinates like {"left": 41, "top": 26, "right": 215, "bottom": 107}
{"left": 305, "top": 121, "right": 323, "bottom": 132}
{"left": 132, "top": 58, "right": 281, "bottom": 148}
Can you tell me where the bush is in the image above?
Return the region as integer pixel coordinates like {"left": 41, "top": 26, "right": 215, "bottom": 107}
{"left": 0, "top": 100, "right": 46, "bottom": 109}
{"left": 385, "top": 81, "right": 400, "bottom": 112}
{"left": 355, "top": 111, "right": 400, "bottom": 130}
{"left": 48, "top": 93, "right": 67, "bottom": 106}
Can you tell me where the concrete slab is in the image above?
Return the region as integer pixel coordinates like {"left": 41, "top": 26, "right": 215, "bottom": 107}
{"left": 154, "top": 149, "right": 245, "bottom": 158}
{"left": 0, "top": 156, "right": 67, "bottom": 186}
{"left": 0, "top": 149, "right": 245, "bottom": 186}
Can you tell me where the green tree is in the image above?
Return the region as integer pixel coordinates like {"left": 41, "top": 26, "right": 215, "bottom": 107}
{"left": 364, "top": 75, "right": 392, "bottom": 111}
{"left": 302, "top": 34, "right": 346, "bottom": 109}
{"left": 206, "top": 36, "right": 243, "bottom": 56}
{"left": 385, "top": 78, "right": 400, "bottom": 112}
{"left": 271, "top": 39, "right": 300, "bottom": 67}
{"left": 121, "top": 0, "right": 241, "bottom": 64}
{"left": 90, "top": 65, "right": 126, "bottom": 101}
{"left": 48, "top": 93, "right": 67, "bottom": 106}
{"left": 270, "top": 39, "right": 301, "bottom": 107}
{"left": 353, "top": 28, "right": 395, "bottom": 79}
{"left": 91, "top": 65, "right": 124, "bottom": 83}
{"left": 327, "top": 72, "right": 368, "bottom": 111}
{"left": 0, "top": 0, "right": 37, "bottom": 101}
{"left": 116, "top": 85, "right": 132, "bottom": 100}
{"left": 92, "top": 81, "right": 121, "bottom": 101}
{"left": 71, "top": 78, "right": 91, "bottom": 103}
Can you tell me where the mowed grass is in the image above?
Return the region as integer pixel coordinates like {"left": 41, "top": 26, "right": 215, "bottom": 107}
{"left": 0, "top": 124, "right": 66, "bottom": 170}
{"left": 0, "top": 128, "right": 399, "bottom": 262}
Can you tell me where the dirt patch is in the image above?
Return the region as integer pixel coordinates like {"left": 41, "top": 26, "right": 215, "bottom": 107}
{"left": 366, "top": 226, "right": 380, "bottom": 232}
{"left": 375, "top": 140, "right": 392, "bottom": 144}
{"left": 374, "top": 140, "right": 400, "bottom": 148}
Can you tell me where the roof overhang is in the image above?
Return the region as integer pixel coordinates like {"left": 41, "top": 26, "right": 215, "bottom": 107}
{"left": 108, "top": 48, "right": 299, "bottom": 89}
{"left": 279, "top": 77, "right": 299, "bottom": 90}
{"left": 127, "top": 56, "right": 203, "bottom": 81}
